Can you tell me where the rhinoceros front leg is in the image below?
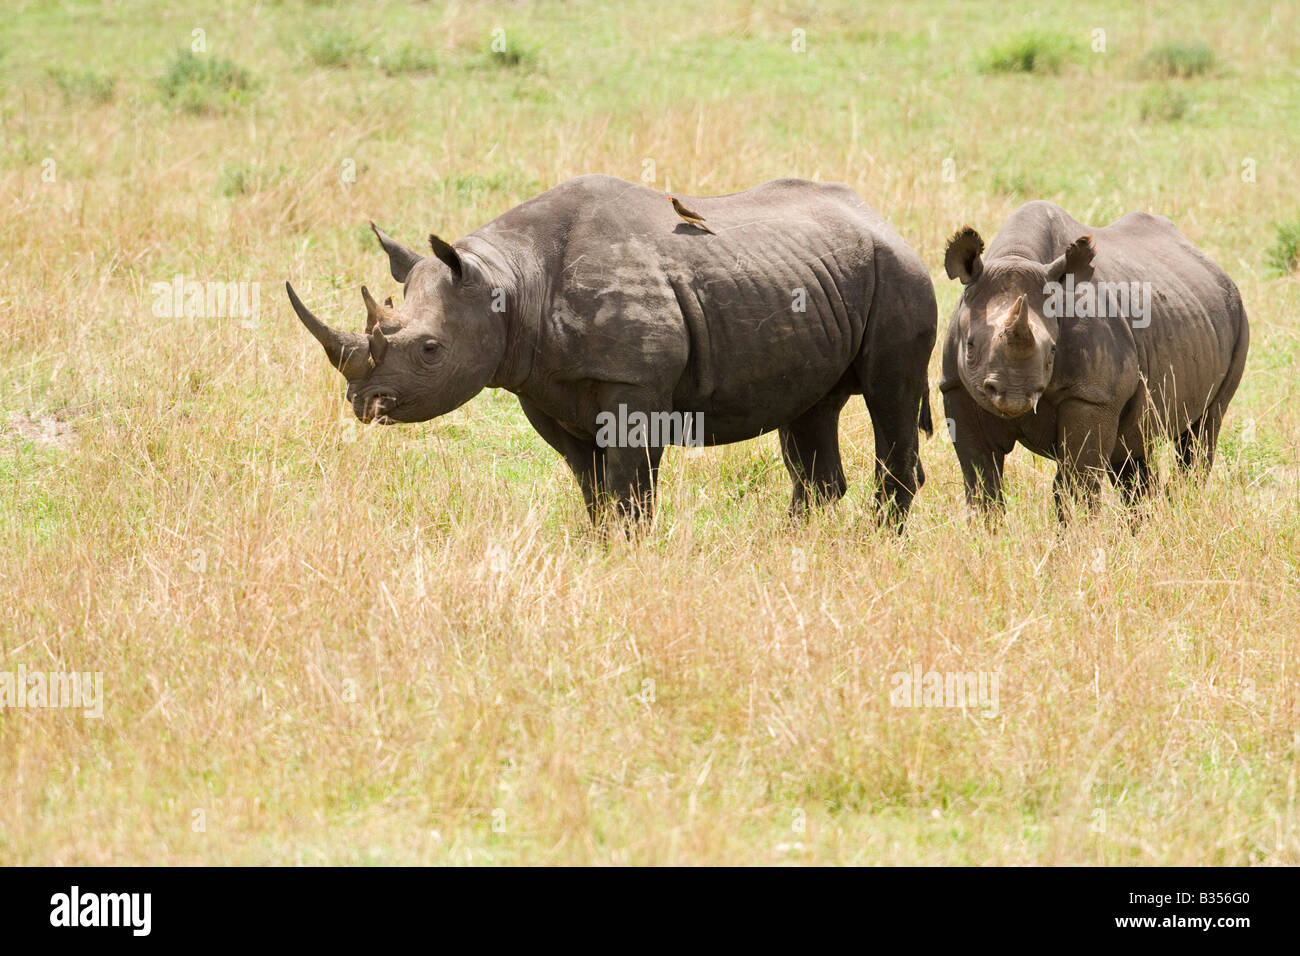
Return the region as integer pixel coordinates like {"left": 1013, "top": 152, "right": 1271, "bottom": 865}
{"left": 589, "top": 386, "right": 672, "bottom": 528}
{"left": 1110, "top": 453, "right": 1153, "bottom": 507}
{"left": 517, "top": 396, "right": 607, "bottom": 523}
{"left": 1054, "top": 399, "right": 1119, "bottom": 521}
{"left": 943, "top": 386, "right": 1011, "bottom": 516}
{"left": 597, "top": 444, "right": 664, "bottom": 527}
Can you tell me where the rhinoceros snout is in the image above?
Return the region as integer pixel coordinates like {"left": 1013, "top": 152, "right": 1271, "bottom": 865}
{"left": 357, "top": 392, "right": 396, "bottom": 425}
{"left": 986, "top": 386, "right": 1040, "bottom": 419}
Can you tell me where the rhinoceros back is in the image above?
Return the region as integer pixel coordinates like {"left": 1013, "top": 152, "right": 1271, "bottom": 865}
{"left": 1092, "top": 212, "right": 1248, "bottom": 436}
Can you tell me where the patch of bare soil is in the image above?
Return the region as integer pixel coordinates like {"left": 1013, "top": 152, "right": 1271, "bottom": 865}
{"left": 4, "top": 410, "right": 82, "bottom": 451}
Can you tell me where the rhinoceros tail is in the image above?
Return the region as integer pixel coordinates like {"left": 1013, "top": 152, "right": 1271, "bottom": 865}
{"left": 919, "top": 389, "right": 933, "bottom": 437}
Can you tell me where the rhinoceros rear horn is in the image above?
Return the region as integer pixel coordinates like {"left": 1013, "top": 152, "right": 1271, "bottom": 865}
{"left": 370, "top": 221, "right": 422, "bottom": 283}
{"left": 361, "top": 285, "right": 403, "bottom": 334}
{"left": 369, "top": 324, "right": 388, "bottom": 367}
{"left": 285, "top": 282, "right": 371, "bottom": 379}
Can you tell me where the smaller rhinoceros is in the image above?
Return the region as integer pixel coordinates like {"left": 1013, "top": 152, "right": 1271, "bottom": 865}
{"left": 940, "top": 201, "right": 1249, "bottom": 517}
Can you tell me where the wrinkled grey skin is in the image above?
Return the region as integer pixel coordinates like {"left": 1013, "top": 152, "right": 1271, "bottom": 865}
{"left": 940, "top": 200, "right": 1249, "bottom": 518}
{"left": 287, "top": 174, "right": 937, "bottom": 526}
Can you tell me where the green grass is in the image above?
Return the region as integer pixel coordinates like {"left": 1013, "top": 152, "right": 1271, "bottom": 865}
{"left": 440, "top": 170, "right": 539, "bottom": 203}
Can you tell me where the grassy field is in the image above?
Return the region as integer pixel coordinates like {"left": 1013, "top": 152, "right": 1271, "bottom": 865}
{"left": 1, "top": 0, "right": 1298, "bottom": 865}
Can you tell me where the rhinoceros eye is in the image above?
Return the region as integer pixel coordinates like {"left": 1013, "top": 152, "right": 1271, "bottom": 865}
{"left": 422, "top": 339, "right": 441, "bottom": 356}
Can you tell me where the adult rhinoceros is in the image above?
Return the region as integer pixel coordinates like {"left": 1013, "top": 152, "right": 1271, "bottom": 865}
{"left": 286, "top": 175, "right": 936, "bottom": 526}
{"left": 940, "top": 200, "right": 1249, "bottom": 518}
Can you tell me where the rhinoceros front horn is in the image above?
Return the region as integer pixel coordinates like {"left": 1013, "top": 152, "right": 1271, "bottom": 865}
{"left": 1000, "top": 295, "right": 1036, "bottom": 357}
{"left": 285, "top": 281, "right": 371, "bottom": 379}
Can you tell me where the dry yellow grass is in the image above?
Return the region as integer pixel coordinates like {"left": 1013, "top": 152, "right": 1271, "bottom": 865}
{"left": 1, "top": 0, "right": 1297, "bottom": 864}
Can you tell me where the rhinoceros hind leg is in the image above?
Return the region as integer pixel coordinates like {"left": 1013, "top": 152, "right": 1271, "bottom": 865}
{"left": 779, "top": 391, "right": 850, "bottom": 517}
{"left": 1175, "top": 407, "right": 1223, "bottom": 479}
{"left": 864, "top": 388, "right": 929, "bottom": 530}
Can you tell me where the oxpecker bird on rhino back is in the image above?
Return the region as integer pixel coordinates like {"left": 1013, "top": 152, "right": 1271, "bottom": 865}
{"left": 286, "top": 174, "right": 937, "bottom": 527}
{"left": 939, "top": 200, "right": 1249, "bottom": 518}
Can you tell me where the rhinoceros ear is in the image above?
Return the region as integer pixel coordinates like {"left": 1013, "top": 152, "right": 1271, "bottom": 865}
{"left": 945, "top": 227, "right": 984, "bottom": 285}
{"left": 1047, "top": 235, "right": 1095, "bottom": 284}
{"left": 370, "top": 221, "right": 423, "bottom": 283}
{"left": 428, "top": 233, "right": 463, "bottom": 281}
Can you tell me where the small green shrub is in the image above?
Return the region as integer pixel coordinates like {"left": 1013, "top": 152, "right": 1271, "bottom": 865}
{"left": 1266, "top": 220, "right": 1300, "bottom": 276}
{"left": 46, "top": 67, "right": 116, "bottom": 104}
{"left": 378, "top": 45, "right": 439, "bottom": 76}
{"left": 306, "top": 29, "right": 371, "bottom": 68}
{"left": 484, "top": 34, "right": 539, "bottom": 70}
{"left": 157, "top": 51, "right": 255, "bottom": 114}
{"left": 977, "top": 31, "right": 1079, "bottom": 74}
{"left": 1140, "top": 42, "right": 1215, "bottom": 78}
{"left": 1139, "top": 84, "right": 1191, "bottom": 122}
{"left": 217, "top": 162, "right": 283, "bottom": 197}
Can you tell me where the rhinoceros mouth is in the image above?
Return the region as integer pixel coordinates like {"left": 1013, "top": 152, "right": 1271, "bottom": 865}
{"left": 989, "top": 405, "right": 1030, "bottom": 420}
